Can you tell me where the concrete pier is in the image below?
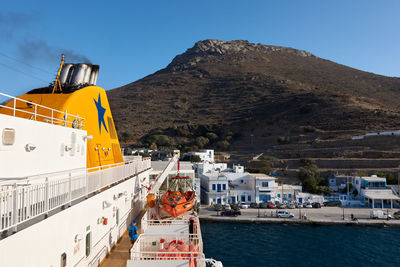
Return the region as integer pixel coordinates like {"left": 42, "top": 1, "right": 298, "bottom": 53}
{"left": 199, "top": 206, "right": 400, "bottom": 227}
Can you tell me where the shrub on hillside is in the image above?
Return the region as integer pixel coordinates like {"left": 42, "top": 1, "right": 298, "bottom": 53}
{"left": 216, "top": 140, "right": 230, "bottom": 150}
{"left": 144, "top": 134, "right": 173, "bottom": 147}
{"left": 196, "top": 136, "right": 210, "bottom": 148}
{"left": 119, "top": 132, "right": 130, "bottom": 142}
{"left": 277, "top": 136, "right": 290, "bottom": 144}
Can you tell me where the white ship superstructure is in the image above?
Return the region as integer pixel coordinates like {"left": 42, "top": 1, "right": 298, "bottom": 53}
{"left": 0, "top": 57, "right": 222, "bottom": 267}
{"left": 0, "top": 92, "right": 151, "bottom": 266}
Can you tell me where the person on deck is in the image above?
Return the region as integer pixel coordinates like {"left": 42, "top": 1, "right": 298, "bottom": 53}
{"left": 128, "top": 220, "right": 139, "bottom": 251}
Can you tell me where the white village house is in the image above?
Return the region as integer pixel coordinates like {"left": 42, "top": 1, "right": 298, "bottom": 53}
{"left": 329, "top": 174, "right": 400, "bottom": 208}
{"left": 354, "top": 175, "right": 400, "bottom": 208}
{"left": 199, "top": 163, "right": 300, "bottom": 205}
{"left": 186, "top": 149, "right": 215, "bottom": 163}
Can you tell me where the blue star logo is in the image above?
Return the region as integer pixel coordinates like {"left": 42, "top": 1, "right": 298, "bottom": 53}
{"left": 94, "top": 93, "right": 108, "bottom": 134}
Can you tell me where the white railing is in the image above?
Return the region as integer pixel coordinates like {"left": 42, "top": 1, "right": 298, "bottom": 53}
{"left": 0, "top": 92, "right": 85, "bottom": 128}
{"left": 0, "top": 158, "right": 151, "bottom": 232}
{"left": 141, "top": 215, "right": 201, "bottom": 235}
{"left": 128, "top": 256, "right": 223, "bottom": 267}
{"left": 130, "top": 233, "right": 203, "bottom": 261}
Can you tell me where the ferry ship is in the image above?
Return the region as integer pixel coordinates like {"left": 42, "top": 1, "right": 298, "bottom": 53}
{"left": 0, "top": 56, "right": 222, "bottom": 267}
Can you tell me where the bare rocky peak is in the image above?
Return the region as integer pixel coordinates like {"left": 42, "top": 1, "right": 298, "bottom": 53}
{"left": 165, "top": 39, "right": 316, "bottom": 71}
{"left": 187, "top": 39, "right": 315, "bottom": 57}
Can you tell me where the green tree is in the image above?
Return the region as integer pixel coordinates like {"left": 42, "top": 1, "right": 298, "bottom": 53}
{"left": 216, "top": 140, "right": 229, "bottom": 150}
{"left": 196, "top": 136, "right": 209, "bottom": 148}
{"left": 149, "top": 143, "right": 157, "bottom": 150}
{"left": 145, "top": 134, "right": 173, "bottom": 147}
{"left": 206, "top": 132, "right": 218, "bottom": 140}
{"left": 298, "top": 158, "right": 327, "bottom": 194}
{"left": 119, "top": 132, "right": 130, "bottom": 143}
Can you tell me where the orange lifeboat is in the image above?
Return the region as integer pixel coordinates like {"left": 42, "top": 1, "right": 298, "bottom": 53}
{"left": 160, "top": 189, "right": 196, "bottom": 218}
{"left": 159, "top": 161, "right": 197, "bottom": 217}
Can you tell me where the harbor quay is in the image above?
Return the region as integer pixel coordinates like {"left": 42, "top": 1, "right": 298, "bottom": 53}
{"left": 199, "top": 206, "right": 400, "bottom": 227}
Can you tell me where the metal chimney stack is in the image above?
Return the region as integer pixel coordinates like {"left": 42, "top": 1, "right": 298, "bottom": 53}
{"left": 59, "top": 62, "right": 100, "bottom": 87}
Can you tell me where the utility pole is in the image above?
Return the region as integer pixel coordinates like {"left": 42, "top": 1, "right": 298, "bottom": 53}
{"left": 342, "top": 206, "right": 345, "bottom": 220}
{"left": 299, "top": 205, "right": 302, "bottom": 219}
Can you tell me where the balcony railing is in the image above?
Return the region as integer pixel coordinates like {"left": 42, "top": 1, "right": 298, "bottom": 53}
{"left": 0, "top": 92, "right": 85, "bottom": 128}
{"left": 130, "top": 233, "right": 203, "bottom": 260}
{"left": 141, "top": 212, "right": 202, "bottom": 237}
{"left": 0, "top": 158, "right": 151, "bottom": 233}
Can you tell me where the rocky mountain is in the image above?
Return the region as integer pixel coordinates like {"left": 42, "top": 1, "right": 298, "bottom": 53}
{"left": 108, "top": 39, "right": 400, "bottom": 161}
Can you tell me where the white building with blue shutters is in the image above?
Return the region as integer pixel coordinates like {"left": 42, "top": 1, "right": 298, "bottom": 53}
{"left": 200, "top": 164, "right": 284, "bottom": 205}
{"left": 252, "top": 173, "right": 279, "bottom": 203}
{"left": 200, "top": 172, "right": 229, "bottom": 205}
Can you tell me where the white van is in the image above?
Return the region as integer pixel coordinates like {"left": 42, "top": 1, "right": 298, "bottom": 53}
{"left": 370, "top": 210, "right": 392, "bottom": 219}
{"left": 277, "top": 210, "right": 294, "bottom": 218}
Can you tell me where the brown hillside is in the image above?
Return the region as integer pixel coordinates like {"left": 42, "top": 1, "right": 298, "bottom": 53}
{"left": 107, "top": 39, "right": 400, "bottom": 155}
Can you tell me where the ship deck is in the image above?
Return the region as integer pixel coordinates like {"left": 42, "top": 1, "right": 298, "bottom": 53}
{"left": 100, "top": 208, "right": 147, "bottom": 267}
{"left": 99, "top": 230, "right": 131, "bottom": 267}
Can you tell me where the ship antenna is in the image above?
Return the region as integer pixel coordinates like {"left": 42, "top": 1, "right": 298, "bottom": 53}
{"left": 52, "top": 54, "right": 64, "bottom": 94}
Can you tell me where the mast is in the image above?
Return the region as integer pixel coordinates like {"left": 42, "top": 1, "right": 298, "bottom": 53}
{"left": 52, "top": 54, "right": 64, "bottom": 94}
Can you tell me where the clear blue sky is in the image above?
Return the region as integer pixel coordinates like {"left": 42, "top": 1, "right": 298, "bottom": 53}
{"left": 0, "top": 0, "right": 399, "bottom": 96}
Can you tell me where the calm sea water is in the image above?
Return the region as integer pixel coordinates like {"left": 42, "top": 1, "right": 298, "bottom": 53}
{"left": 201, "top": 222, "right": 400, "bottom": 267}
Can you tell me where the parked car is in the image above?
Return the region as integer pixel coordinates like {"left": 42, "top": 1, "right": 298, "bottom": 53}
{"left": 267, "top": 202, "right": 276, "bottom": 209}
{"left": 370, "top": 210, "right": 392, "bottom": 219}
{"left": 276, "top": 203, "right": 286, "bottom": 209}
{"left": 240, "top": 204, "right": 249, "bottom": 209}
{"left": 393, "top": 211, "right": 400, "bottom": 219}
{"left": 249, "top": 203, "right": 259, "bottom": 209}
{"left": 312, "top": 202, "right": 321, "bottom": 208}
{"left": 276, "top": 210, "right": 294, "bottom": 218}
{"left": 287, "top": 203, "right": 296, "bottom": 209}
{"left": 259, "top": 203, "right": 269, "bottom": 209}
{"left": 323, "top": 200, "right": 342, "bottom": 207}
{"left": 221, "top": 209, "right": 241, "bottom": 217}
{"left": 303, "top": 202, "right": 313, "bottom": 208}
{"left": 295, "top": 203, "right": 302, "bottom": 208}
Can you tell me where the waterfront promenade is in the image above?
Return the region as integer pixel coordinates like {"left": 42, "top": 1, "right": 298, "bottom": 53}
{"left": 199, "top": 206, "right": 400, "bottom": 227}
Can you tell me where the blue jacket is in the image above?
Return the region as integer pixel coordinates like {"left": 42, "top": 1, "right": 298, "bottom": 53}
{"left": 128, "top": 225, "right": 138, "bottom": 240}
